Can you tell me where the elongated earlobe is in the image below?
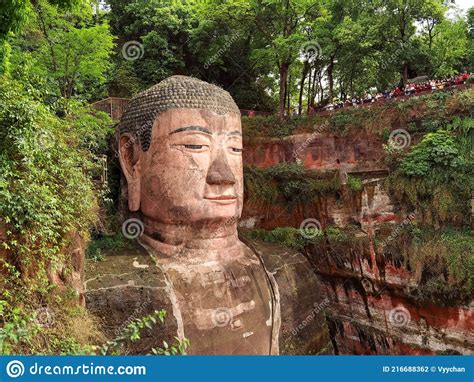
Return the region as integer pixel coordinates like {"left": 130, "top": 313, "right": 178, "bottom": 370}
{"left": 127, "top": 160, "right": 141, "bottom": 211}
{"left": 118, "top": 135, "right": 141, "bottom": 212}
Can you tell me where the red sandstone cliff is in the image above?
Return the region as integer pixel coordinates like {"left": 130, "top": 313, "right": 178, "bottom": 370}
{"left": 241, "top": 130, "right": 473, "bottom": 355}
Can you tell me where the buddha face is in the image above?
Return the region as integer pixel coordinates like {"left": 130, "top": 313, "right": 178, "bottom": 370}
{"left": 119, "top": 108, "right": 244, "bottom": 226}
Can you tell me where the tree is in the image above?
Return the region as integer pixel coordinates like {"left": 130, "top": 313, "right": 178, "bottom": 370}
{"left": 431, "top": 19, "right": 468, "bottom": 77}
{"left": 376, "top": 0, "right": 446, "bottom": 87}
{"left": 466, "top": 7, "right": 474, "bottom": 71}
{"left": 0, "top": 0, "right": 80, "bottom": 37}
{"left": 106, "top": 0, "right": 275, "bottom": 109}
{"left": 249, "top": 0, "right": 322, "bottom": 116}
{"left": 419, "top": 0, "right": 445, "bottom": 50}
{"left": 9, "top": 0, "right": 114, "bottom": 99}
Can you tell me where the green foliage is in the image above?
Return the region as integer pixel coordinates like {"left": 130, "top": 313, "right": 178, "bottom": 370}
{"left": 399, "top": 130, "right": 464, "bottom": 176}
{"left": 0, "top": 0, "right": 31, "bottom": 36}
{"left": 242, "top": 88, "right": 474, "bottom": 140}
{"left": 384, "top": 225, "right": 474, "bottom": 302}
{"left": 7, "top": 0, "right": 114, "bottom": 100}
{"left": 151, "top": 338, "right": 191, "bottom": 356}
{"left": 346, "top": 175, "right": 363, "bottom": 192}
{"left": 328, "top": 109, "right": 364, "bottom": 135}
{"left": 0, "top": 0, "right": 83, "bottom": 37}
{"left": 105, "top": 0, "right": 471, "bottom": 112}
{"left": 0, "top": 76, "right": 113, "bottom": 302}
{"left": 0, "top": 295, "right": 104, "bottom": 355}
{"left": 245, "top": 227, "right": 312, "bottom": 251}
{"left": 243, "top": 225, "right": 367, "bottom": 253}
{"left": 431, "top": 19, "right": 468, "bottom": 78}
{"left": 244, "top": 163, "right": 341, "bottom": 208}
{"left": 438, "top": 230, "right": 474, "bottom": 290}
{"left": 86, "top": 233, "right": 134, "bottom": 261}
{"left": 386, "top": 118, "right": 473, "bottom": 226}
{"left": 383, "top": 140, "right": 406, "bottom": 168}
{"left": 242, "top": 115, "right": 309, "bottom": 138}
{"left": 100, "top": 310, "right": 189, "bottom": 356}
{"left": 0, "top": 39, "right": 12, "bottom": 76}
{"left": 100, "top": 310, "right": 166, "bottom": 354}
{"left": 0, "top": 301, "right": 40, "bottom": 355}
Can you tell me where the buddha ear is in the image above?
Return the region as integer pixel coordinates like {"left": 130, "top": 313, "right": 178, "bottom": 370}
{"left": 118, "top": 134, "right": 141, "bottom": 212}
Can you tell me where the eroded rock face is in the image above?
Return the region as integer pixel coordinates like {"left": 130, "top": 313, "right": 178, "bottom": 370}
{"left": 243, "top": 132, "right": 386, "bottom": 171}
{"left": 48, "top": 233, "right": 86, "bottom": 305}
{"left": 241, "top": 134, "right": 473, "bottom": 355}
{"left": 97, "top": 75, "right": 331, "bottom": 354}
{"left": 85, "top": 245, "right": 178, "bottom": 354}
{"left": 319, "top": 257, "right": 474, "bottom": 355}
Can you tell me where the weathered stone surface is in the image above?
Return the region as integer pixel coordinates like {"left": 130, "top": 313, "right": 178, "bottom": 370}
{"left": 243, "top": 132, "right": 386, "bottom": 172}
{"left": 242, "top": 237, "right": 333, "bottom": 354}
{"left": 85, "top": 238, "right": 333, "bottom": 354}
{"left": 85, "top": 244, "right": 178, "bottom": 354}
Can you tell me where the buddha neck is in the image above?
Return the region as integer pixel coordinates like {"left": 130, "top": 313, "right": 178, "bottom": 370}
{"left": 140, "top": 217, "right": 243, "bottom": 262}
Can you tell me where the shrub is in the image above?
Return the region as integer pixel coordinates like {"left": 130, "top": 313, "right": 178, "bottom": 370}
{"left": 347, "top": 175, "right": 363, "bottom": 193}
{"left": 244, "top": 163, "right": 341, "bottom": 208}
{"left": 386, "top": 119, "right": 473, "bottom": 226}
{"left": 241, "top": 88, "right": 474, "bottom": 140}
{"left": 0, "top": 76, "right": 113, "bottom": 354}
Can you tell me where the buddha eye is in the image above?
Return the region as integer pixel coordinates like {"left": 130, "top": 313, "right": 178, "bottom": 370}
{"left": 184, "top": 144, "right": 204, "bottom": 150}
{"left": 231, "top": 147, "right": 243, "bottom": 153}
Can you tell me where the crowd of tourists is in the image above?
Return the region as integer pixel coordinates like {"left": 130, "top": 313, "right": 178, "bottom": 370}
{"left": 315, "top": 72, "right": 472, "bottom": 113}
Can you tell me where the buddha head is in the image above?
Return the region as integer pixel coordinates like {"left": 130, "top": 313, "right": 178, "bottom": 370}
{"left": 118, "top": 76, "right": 243, "bottom": 232}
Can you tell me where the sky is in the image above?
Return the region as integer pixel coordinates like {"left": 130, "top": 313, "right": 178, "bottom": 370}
{"left": 455, "top": 0, "right": 472, "bottom": 12}
{"left": 448, "top": 0, "right": 472, "bottom": 18}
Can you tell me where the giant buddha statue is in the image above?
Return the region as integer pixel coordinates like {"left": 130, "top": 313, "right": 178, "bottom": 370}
{"left": 85, "top": 76, "right": 331, "bottom": 355}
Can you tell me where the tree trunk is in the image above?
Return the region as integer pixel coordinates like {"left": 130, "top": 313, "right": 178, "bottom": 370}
{"left": 402, "top": 62, "right": 409, "bottom": 89}
{"left": 327, "top": 56, "right": 335, "bottom": 102}
{"left": 311, "top": 74, "right": 317, "bottom": 105}
{"left": 307, "top": 68, "right": 313, "bottom": 113}
{"left": 319, "top": 75, "right": 324, "bottom": 103}
{"left": 278, "top": 63, "right": 289, "bottom": 118}
{"left": 298, "top": 62, "right": 309, "bottom": 115}
{"left": 287, "top": 73, "right": 291, "bottom": 116}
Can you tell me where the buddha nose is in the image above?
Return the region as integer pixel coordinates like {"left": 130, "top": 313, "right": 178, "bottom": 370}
{"left": 206, "top": 155, "right": 236, "bottom": 185}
